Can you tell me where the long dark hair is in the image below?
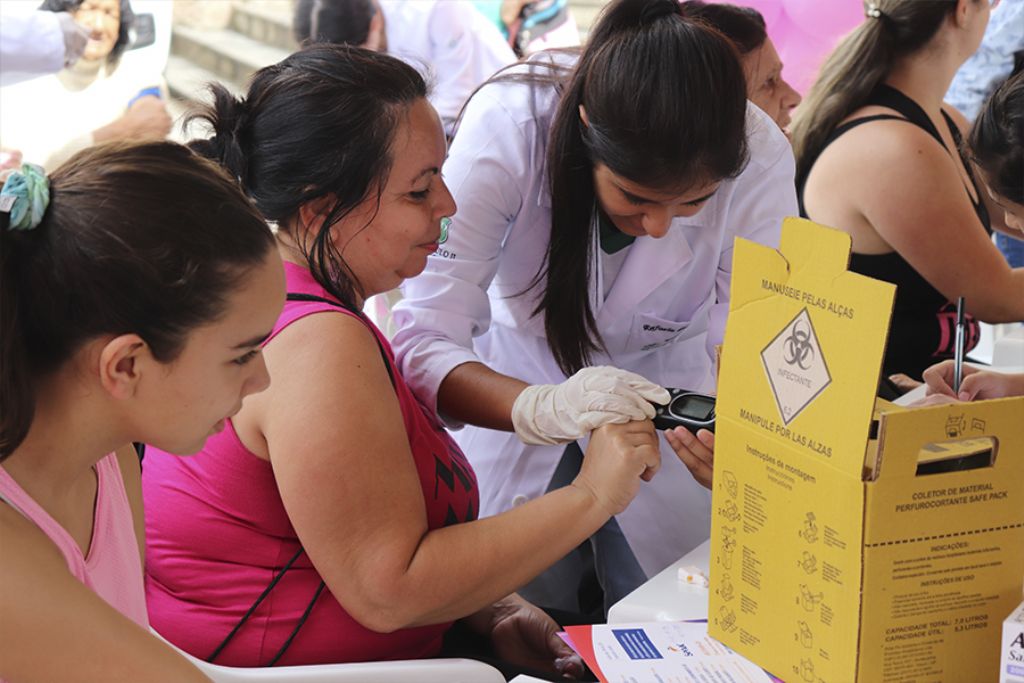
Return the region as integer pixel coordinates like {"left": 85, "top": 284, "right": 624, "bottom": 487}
{"left": 969, "top": 71, "right": 1023, "bottom": 205}
{"left": 534, "top": 0, "right": 749, "bottom": 375}
{"left": 679, "top": 1, "right": 767, "bottom": 55}
{"left": 0, "top": 142, "right": 275, "bottom": 459}
{"left": 39, "top": 0, "right": 136, "bottom": 67}
{"left": 188, "top": 44, "right": 427, "bottom": 309}
{"left": 790, "top": 0, "right": 962, "bottom": 181}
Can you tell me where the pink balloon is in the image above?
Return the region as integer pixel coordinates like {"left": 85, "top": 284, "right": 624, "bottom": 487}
{"left": 706, "top": 0, "right": 863, "bottom": 96}
{"left": 771, "top": 13, "right": 837, "bottom": 95}
{"left": 781, "top": 0, "right": 863, "bottom": 42}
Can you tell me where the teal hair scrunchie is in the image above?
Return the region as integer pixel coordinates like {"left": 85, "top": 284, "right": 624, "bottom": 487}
{"left": 1, "top": 163, "right": 50, "bottom": 231}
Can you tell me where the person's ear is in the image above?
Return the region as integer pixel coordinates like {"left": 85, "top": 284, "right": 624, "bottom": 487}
{"left": 363, "top": 9, "right": 385, "bottom": 51}
{"left": 579, "top": 105, "right": 590, "bottom": 128}
{"left": 297, "top": 194, "right": 337, "bottom": 233}
{"left": 97, "top": 334, "right": 150, "bottom": 400}
{"left": 953, "top": 0, "right": 975, "bottom": 29}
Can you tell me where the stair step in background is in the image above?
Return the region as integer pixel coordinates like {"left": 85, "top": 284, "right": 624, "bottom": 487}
{"left": 171, "top": 24, "right": 291, "bottom": 92}
{"left": 229, "top": 2, "right": 297, "bottom": 52}
{"left": 166, "top": 0, "right": 610, "bottom": 137}
{"left": 166, "top": 53, "right": 244, "bottom": 103}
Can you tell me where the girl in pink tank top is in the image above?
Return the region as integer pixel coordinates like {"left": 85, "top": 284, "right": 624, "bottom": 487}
{"left": 0, "top": 144, "right": 283, "bottom": 681}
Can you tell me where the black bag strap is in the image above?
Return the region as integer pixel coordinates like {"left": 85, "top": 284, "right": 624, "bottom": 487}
{"left": 206, "top": 547, "right": 324, "bottom": 666}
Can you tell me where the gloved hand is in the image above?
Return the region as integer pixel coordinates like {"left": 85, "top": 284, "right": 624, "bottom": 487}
{"left": 57, "top": 12, "right": 90, "bottom": 67}
{"left": 511, "top": 366, "right": 671, "bottom": 445}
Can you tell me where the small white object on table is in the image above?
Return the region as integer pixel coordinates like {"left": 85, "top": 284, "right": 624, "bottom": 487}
{"left": 607, "top": 539, "right": 711, "bottom": 623}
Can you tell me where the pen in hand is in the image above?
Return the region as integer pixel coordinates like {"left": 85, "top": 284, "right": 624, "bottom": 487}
{"left": 953, "top": 296, "right": 965, "bottom": 395}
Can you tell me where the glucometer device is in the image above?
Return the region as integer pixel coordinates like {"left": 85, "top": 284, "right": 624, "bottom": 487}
{"left": 652, "top": 389, "right": 716, "bottom": 433}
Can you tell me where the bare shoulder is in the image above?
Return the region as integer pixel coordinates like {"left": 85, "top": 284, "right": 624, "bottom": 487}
{"left": 269, "top": 307, "right": 380, "bottom": 357}
{"left": 0, "top": 499, "right": 211, "bottom": 681}
{"left": 813, "top": 116, "right": 958, "bottom": 190}
{"left": 803, "top": 113, "right": 969, "bottom": 251}
{"left": 0, "top": 500, "right": 68, "bottom": 576}
{"left": 262, "top": 309, "right": 391, "bottom": 391}
{"left": 234, "top": 308, "right": 395, "bottom": 459}
{"left": 250, "top": 308, "right": 398, "bottom": 428}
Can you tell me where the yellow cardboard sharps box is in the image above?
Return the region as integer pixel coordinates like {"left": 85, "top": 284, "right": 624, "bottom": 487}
{"left": 708, "top": 218, "right": 1024, "bottom": 683}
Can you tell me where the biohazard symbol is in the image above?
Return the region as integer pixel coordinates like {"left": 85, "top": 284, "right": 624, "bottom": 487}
{"left": 784, "top": 319, "right": 816, "bottom": 370}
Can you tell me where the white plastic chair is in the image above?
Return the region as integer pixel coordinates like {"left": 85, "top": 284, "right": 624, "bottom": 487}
{"left": 154, "top": 632, "right": 505, "bottom": 682}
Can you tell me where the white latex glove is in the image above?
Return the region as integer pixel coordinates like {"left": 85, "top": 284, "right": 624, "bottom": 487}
{"left": 511, "top": 366, "right": 671, "bottom": 445}
{"left": 57, "top": 13, "right": 90, "bottom": 67}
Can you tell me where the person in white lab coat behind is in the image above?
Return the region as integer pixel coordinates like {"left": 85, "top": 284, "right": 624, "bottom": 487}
{"left": 0, "top": 1, "right": 89, "bottom": 169}
{"left": 392, "top": 0, "right": 797, "bottom": 615}
{"left": 293, "top": 0, "right": 516, "bottom": 133}
{"left": 0, "top": 2, "right": 89, "bottom": 86}
{"left": 0, "top": 0, "right": 171, "bottom": 171}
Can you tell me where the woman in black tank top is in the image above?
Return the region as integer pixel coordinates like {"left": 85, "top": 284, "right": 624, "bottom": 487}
{"left": 791, "top": 0, "right": 1024, "bottom": 382}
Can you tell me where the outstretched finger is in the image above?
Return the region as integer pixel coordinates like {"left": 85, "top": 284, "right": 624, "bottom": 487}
{"left": 671, "top": 427, "right": 713, "bottom": 466}
{"left": 665, "top": 428, "right": 713, "bottom": 488}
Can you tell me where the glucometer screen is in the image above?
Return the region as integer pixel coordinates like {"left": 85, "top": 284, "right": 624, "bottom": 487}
{"left": 670, "top": 394, "right": 714, "bottom": 420}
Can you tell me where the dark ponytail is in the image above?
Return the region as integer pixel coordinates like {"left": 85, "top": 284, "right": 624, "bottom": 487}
{"left": 187, "top": 44, "right": 427, "bottom": 310}
{"left": 791, "top": 0, "right": 958, "bottom": 182}
{"left": 0, "top": 215, "right": 32, "bottom": 459}
{"left": 538, "top": 0, "right": 748, "bottom": 376}
{"left": 0, "top": 142, "right": 274, "bottom": 458}
{"left": 968, "top": 71, "right": 1024, "bottom": 205}
{"left": 188, "top": 86, "right": 251, "bottom": 186}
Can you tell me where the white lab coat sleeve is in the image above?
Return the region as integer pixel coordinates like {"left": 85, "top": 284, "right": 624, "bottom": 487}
{"left": 706, "top": 105, "right": 797, "bottom": 361}
{"left": 424, "top": 2, "right": 515, "bottom": 127}
{"left": 0, "top": 9, "right": 65, "bottom": 86}
{"left": 392, "top": 86, "right": 531, "bottom": 420}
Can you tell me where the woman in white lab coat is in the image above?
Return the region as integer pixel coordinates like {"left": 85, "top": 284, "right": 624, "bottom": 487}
{"left": 0, "top": 6, "right": 88, "bottom": 85}
{"left": 391, "top": 0, "right": 798, "bottom": 614}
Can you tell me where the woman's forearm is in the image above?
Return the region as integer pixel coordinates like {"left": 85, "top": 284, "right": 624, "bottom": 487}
{"left": 437, "top": 361, "right": 528, "bottom": 431}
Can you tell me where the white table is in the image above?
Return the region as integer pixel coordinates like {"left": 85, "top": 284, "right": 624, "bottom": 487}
{"left": 607, "top": 539, "right": 711, "bottom": 623}
{"left": 993, "top": 327, "right": 1024, "bottom": 367}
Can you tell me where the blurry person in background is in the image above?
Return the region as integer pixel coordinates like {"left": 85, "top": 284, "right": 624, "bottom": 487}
{"left": 921, "top": 72, "right": 1024, "bottom": 404}
{"left": 0, "top": 0, "right": 170, "bottom": 171}
{"left": 294, "top": 0, "right": 516, "bottom": 134}
{"left": 679, "top": 1, "right": 801, "bottom": 131}
{"left": 490, "top": 0, "right": 581, "bottom": 57}
{"left": 0, "top": 3, "right": 90, "bottom": 86}
{"left": 947, "top": 0, "right": 1024, "bottom": 266}
{"left": 0, "top": 1, "right": 90, "bottom": 166}
{"left": 966, "top": 70, "right": 1024, "bottom": 240}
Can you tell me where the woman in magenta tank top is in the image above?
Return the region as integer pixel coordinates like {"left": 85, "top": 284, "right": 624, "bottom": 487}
{"left": 0, "top": 143, "right": 284, "bottom": 681}
{"left": 143, "top": 45, "right": 662, "bottom": 680}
